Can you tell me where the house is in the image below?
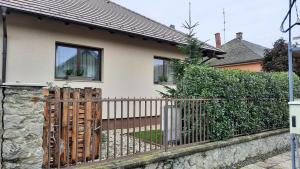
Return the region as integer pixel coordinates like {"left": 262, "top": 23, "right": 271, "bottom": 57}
{"left": 0, "top": 0, "right": 224, "bottom": 98}
{"left": 211, "top": 32, "right": 268, "bottom": 72}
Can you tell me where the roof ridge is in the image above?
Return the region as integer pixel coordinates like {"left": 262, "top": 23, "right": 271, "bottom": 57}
{"left": 109, "top": 0, "right": 188, "bottom": 37}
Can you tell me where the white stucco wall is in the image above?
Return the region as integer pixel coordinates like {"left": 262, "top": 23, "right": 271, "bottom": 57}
{"left": 4, "top": 13, "right": 184, "bottom": 98}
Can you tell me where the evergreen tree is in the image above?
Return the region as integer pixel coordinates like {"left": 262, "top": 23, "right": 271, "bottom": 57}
{"left": 172, "top": 21, "right": 205, "bottom": 82}
{"left": 158, "top": 21, "right": 206, "bottom": 97}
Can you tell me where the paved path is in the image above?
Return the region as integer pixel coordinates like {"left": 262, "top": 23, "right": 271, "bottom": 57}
{"left": 241, "top": 151, "right": 293, "bottom": 169}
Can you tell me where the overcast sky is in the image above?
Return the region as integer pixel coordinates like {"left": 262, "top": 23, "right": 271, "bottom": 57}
{"left": 113, "top": 0, "right": 300, "bottom": 48}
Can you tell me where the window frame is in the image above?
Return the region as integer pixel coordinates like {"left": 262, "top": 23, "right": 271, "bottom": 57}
{"left": 153, "top": 56, "right": 175, "bottom": 85}
{"left": 55, "top": 42, "right": 103, "bottom": 82}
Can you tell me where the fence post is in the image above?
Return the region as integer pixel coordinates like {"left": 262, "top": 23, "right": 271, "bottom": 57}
{"left": 163, "top": 100, "right": 168, "bottom": 152}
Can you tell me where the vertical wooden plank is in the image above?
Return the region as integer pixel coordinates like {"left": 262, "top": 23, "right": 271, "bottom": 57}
{"left": 84, "top": 88, "right": 93, "bottom": 160}
{"left": 53, "top": 88, "right": 61, "bottom": 166}
{"left": 71, "top": 89, "right": 80, "bottom": 162}
{"left": 61, "top": 88, "right": 70, "bottom": 165}
{"left": 94, "top": 88, "right": 102, "bottom": 159}
{"left": 57, "top": 96, "right": 62, "bottom": 168}
{"left": 42, "top": 88, "right": 50, "bottom": 167}
{"left": 91, "top": 101, "right": 96, "bottom": 161}
{"left": 66, "top": 96, "right": 71, "bottom": 167}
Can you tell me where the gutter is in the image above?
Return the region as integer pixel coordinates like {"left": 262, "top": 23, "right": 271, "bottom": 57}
{"left": 214, "top": 59, "right": 264, "bottom": 67}
{"left": 1, "top": 7, "right": 7, "bottom": 84}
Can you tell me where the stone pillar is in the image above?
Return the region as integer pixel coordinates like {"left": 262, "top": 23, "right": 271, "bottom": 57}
{"left": 1, "top": 86, "right": 45, "bottom": 169}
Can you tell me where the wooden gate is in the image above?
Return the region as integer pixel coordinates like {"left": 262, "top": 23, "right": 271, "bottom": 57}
{"left": 42, "top": 87, "right": 102, "bottom": 168}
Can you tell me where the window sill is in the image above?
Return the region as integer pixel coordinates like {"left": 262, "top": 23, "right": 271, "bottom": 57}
{"left": 55, "top": 78, "right": 103, "bottom": 83}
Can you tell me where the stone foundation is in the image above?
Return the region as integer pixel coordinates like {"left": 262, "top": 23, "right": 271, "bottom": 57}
{"left": 80, "top": 129, "right": 290, "bottom": 169}
{"left": 1, "top": 86, "right": 44, "bottom": 169}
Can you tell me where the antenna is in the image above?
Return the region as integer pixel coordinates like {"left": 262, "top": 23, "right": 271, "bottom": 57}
{"left": 223, "top": 8, "right": 226, "bottom": 43}
{"left": 189, "top": 1, "right": 192, "bottom": 26}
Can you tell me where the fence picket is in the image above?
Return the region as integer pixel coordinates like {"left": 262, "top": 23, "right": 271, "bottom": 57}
{"left": 84, "top": 88, "right": 92, "bottom": 160}
{"left": 94, "top": 88, "right": 102, "bottom": 160}
{"left": 53, "top": 88, "right": 61, "bottom": 167}
{"left": 61, "top": 88, "right": 69, "bottom": 165}
{"left": 71, "top": 89, "right": 79, "bottom": 163}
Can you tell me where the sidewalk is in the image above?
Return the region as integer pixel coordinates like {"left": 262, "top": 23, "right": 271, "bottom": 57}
{"left": 241, "top": 151, "right": 292, "bottom": 169}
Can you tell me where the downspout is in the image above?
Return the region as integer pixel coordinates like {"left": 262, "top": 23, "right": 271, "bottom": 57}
{"left": 1, "top": 7, "right": 7, "bottom": 84}
{"left": 0, "top": 7, "right": 7, "bottom": 167}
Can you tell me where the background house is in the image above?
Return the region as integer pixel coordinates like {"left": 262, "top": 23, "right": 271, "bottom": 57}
{"left": 211, "top": 32, "right": 268, "bottom": 72}
{"left": 0, "top": 0, "right": 224, "bottom": 98}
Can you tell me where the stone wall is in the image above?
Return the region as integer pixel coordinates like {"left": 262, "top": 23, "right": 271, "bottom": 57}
{"left": 81, "top": 129, "right": 290, "bottom": 169}
{"left": 145, "top": 131, "right": 289, "bottom": 169}
{"left": 1, "top": 86, "right": 44, "bottom": 169}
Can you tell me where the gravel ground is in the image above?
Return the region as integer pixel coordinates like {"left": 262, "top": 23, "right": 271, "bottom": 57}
{"left": 100, "top": 127, "right": 163, "bottom": 160}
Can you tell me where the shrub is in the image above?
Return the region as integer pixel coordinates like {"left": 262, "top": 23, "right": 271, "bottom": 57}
{"left": 178, "top": 65, "right": 300, "bottom": 140}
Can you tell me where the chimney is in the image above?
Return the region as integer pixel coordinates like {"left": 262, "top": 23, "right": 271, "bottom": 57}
{"left": 236, "top": 32, "right": 243, "bottom": 40}
{"left": 215, "top": 33, "right": 221, "bottom": 48}
{"left": 170, "top": 24, "right": 175, "bottom": 29}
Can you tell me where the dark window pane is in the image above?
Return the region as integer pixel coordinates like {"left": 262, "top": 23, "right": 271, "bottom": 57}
{"left": 80, "top": 49, "right": 100, "bottom": 80}
{"left": 165, "top": 60, "right": 174, "bottom": 83}
{"left": 154, "top": 57, "right": 174, "bottom": 84}
{"left": 154, "top": 59, "right": 164, "bottom": 83}
{"left": 56, "top": 46, "right": 77, "bottom": 78}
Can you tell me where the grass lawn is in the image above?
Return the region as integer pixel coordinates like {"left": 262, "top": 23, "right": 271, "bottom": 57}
{"left": 129, "top": 130, "right": 163, "bottom": 144}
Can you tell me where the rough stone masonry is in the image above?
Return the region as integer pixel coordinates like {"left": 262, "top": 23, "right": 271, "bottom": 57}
{"left": 1, "top": 86, "right": 44, "bottom": 169}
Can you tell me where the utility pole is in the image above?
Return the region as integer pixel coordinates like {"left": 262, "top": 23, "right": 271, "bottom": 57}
{"left": 288, "top": 0, "right": 296, "bottom": 167}
{"left": 277, "top": 0, "right": 300, "bottom": 168}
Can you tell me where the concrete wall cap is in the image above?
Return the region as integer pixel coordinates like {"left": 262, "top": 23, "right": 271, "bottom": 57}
{"left": 1, "top": 82, "right": 47, "bottom": 87}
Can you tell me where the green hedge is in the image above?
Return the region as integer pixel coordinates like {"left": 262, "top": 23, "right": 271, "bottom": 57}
{"left": 177, "top": 66, "right": 300, "bottom": 140}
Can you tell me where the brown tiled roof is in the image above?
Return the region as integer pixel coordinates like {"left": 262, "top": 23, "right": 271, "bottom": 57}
{"left": 0, "top": 0, "right": 224, "bottom": 53}
{"left": 210, "top": 38, "right": 268, "bottom": 66}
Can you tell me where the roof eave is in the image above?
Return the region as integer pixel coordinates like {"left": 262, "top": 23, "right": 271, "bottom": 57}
{"left": 214, "top": 59, "right": 264, "bottom": 67}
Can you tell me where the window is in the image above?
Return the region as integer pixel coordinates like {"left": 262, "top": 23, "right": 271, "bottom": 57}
{"left": 55, "top": 43, "right": 102, "bottom": 81}
{"left": 154, "top": 57, "right": 174, "bottom": 84}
